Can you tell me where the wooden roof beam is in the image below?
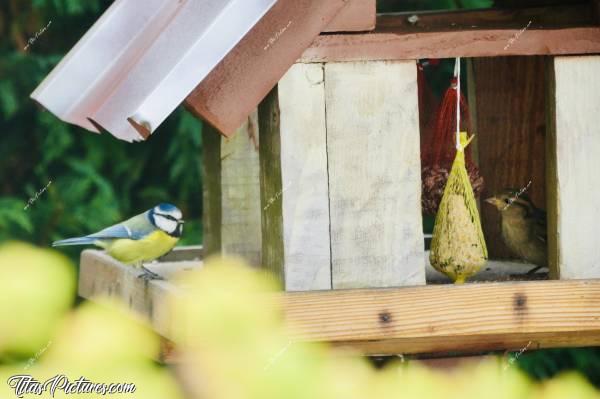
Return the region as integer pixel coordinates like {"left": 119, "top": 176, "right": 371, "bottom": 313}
{"left": 301, "top": 5, "right": 600, "bottom": 62}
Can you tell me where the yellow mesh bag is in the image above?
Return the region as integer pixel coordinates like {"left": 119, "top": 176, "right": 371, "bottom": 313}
{"left": 430, "top": 132, "right": 488, "bottom": 284}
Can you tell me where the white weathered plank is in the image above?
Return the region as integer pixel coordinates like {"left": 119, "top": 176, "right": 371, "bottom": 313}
{"left": 551, "top": 55, "right": 600, "bottom": 279}
{"left": 278, "top": 63, "right": 332, "bottom": 291}
{"left": 78, "top": 249, "right": 201, "bottom": 338}
{"left": 324, "top": 60, "right": 425, "bottom": 289}
{"left": 220, "top": 112, "right": 262, "bottom": 266}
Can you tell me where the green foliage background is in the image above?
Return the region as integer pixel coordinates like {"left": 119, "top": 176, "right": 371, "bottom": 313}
{"left": 1, "top": 0, "right": 598, "bottom": 388}
{"left": 0, "top": 0, "right": 203, "bottom": 261}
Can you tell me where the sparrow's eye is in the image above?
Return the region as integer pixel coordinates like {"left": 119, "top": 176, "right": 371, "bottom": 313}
{"left": 504, "top": 198, "right": 512, "bottom": 204}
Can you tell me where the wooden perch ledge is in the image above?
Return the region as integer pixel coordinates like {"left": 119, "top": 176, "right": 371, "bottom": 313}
{"left": 301, "top": 5, "right": 600, "bottom": 62}
{"left": 283, "top": 280, "right": 600, "bottom": 355}
{"left": 79, "top": 249, "right": 600, "bottom": 356}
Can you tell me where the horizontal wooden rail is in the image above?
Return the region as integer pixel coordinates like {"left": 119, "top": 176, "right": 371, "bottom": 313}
{"left": 79, "top": 249, "right": 600, "bottom": 356}
{"left": 78, "top": 249, "right": 200, "bottom": 338}
{"left": 376, "top": 4, "right": 594, "bottom": 33}
{"left": 284, "top": 280, "right": 600, "bottom": 355}
{"left": 301, "top": 5, "right": 600, "bottom": 62}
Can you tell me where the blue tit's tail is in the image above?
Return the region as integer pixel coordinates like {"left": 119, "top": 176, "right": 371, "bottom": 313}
{"left": 52, "top": 236, "right": 99, "bottom": 247}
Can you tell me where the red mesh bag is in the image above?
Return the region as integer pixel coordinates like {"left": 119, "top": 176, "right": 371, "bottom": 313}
{"left": 421, "top": 73, "right": 484, "bottom": 215}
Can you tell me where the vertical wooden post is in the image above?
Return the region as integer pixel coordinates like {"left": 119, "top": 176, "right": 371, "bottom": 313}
{"left": 259, "top": 64, "right": 332, "bottom": 291}
{"left": 546, "top": 58, "right": 559, "bottom": 280}
{"left": 471, "top": 57, "right": 547, "bottom": 260}
{"left": 547, "top": 55, "right": 600, "bottom": 279}
{"left": 220, "top": 113, "right": 262, "bottom": 266}
{"left": 260, "top": 60, "right": 425, "bottom": 291}
{"left": 202, "top": 124, "right": 222, "bottom": 258}
{"left": 201, "top": 117, "right": 262, "bottom": 266}
{"left": 278, "top": 63, "right": 332, "bottom": 291}
{"left": 325, "top": 61, "right": 425, "bottom": 289}
{"left": 259, "top": 86, "right": 286, "bottom": 285}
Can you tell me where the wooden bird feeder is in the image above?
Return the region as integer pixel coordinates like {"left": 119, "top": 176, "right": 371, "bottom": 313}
{"left": 35, "top": 0, "right": 600, "bottom": 358}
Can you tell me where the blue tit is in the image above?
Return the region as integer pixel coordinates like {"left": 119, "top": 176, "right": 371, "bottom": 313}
{"left": 53, "top": 203, "right": 184, "bottom": 279}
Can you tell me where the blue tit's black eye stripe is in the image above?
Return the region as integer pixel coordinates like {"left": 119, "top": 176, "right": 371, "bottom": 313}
{"left": 155, "top": 213, "right": 178, "bottom": 222}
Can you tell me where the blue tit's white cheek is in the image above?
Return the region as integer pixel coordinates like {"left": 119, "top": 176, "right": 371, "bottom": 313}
{"left": 154, "top": 215, "right": 178, "bottom": 234}
{"left": 171, "top": 209, "right": 182, "bottom": 220}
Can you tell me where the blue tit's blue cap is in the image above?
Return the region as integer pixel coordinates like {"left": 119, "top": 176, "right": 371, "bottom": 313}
{"left": 156, "top": 203, "right": 180, "bottom": 212}
{"left": 153, "top": 203, "right": 183, "bottom": 221}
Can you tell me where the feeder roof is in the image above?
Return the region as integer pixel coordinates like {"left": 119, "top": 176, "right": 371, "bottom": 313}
{"left": 31, "top": 0, "right": 373, "bottom": 142}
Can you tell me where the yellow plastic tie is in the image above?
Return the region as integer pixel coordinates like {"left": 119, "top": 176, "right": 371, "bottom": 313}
{"left": 457, "top": 132, "right": 475, "bottom": 152}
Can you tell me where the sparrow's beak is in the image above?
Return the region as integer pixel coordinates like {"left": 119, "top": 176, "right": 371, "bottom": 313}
{"left": 485, "top": 197, "right": 499, "bottom": 206}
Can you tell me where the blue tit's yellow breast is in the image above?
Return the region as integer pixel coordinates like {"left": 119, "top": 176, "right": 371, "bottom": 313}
{"left": 105, "top": 230, "right": 179, "bottom": 265}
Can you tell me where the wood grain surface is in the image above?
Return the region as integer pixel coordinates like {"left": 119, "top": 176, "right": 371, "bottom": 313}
{"left": 324, "top": 0, "right": 376, "bottom": 32}
{"left": 324, "top": 60, "right": 425, "bottom": 289}
{"left": 547, "top": 55, "right": 600, "bottom": 280}
{"left": 301, "top": 5, "right": 600, "bottom": 63}
{"left": 258, "top": 87, "right": 285, "bottom": 285}
{"left": 201, "top": 125, "right": 222, "bottom": 258}
{"left": 284, "top": 279, "right": 600, "bottom": 355}
{"left": 202, "top": 118, "right": 262, "bottom": 266}
{"left": 376, "top": 4, "right": 593, "bottom": 33}
{"left": 471, "top": 56, "right": 547, "bottom": 260}
{"left": 79, "top": 249, "right": 600, "bottom": 356}
{"left": 79, "top": 249, "right": 201, "bottom": 338}
{"left": 278, "top": 63, "right": 332, "bottom": 291}
{"left": 220, "top": 113, "right": 262, "bottom": 267}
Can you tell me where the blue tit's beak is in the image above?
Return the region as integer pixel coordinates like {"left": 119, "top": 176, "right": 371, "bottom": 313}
{"left": 178, "top": 220, "right": 185, "bottom": 224}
